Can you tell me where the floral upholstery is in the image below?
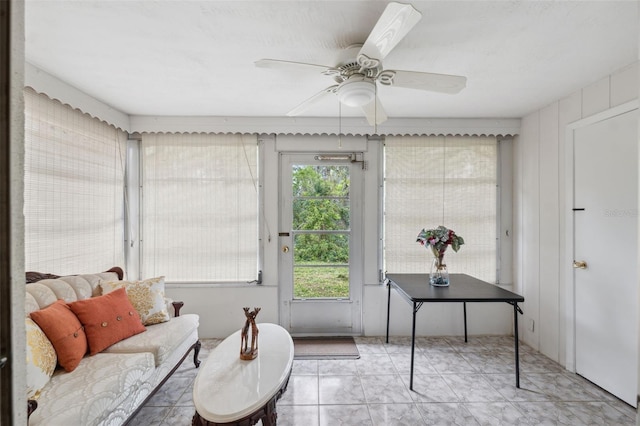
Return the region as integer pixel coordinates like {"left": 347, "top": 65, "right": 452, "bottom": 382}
{"left": 27, "top": 353, "right": 155, "bottom": 426}
{"left": 25, "top": 318, "right": 57, "bottom": 399}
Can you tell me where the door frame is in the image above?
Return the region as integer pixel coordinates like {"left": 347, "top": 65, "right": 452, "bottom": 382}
{"left": 278, "top": 152, "right": 364, "bottom": 336}
{"left": 3, "top": 1, "right": 26, "bottom": 423}
{"left": 0, "top": 1, "right": 12, "bottom": 421}
{"left": 563, "top": 99, "right": 639, "bottom": 372}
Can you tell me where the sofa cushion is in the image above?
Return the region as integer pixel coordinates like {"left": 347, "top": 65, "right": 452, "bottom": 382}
{"left": 25, "top": 318, "right": 57, "bottom": 399}
{"left": 62, "top": 272, "right": 118, "bottom": 297}
{"left": 29, "top": 300, "right": 88, "bottom": 372}
{"left": 25, "top": 272, "right": 120, "bottom": 312}
{"left": 25, "top": 292, "right": 41, "bottom": 318}
{"left": 68, "top": 288, "right": 146, "bottom": 355}
{"left": 27, "top": 352, "right": 155, "bottom": 426}
{"left": 104, "top": 313, "right": 199, "bottom": 366}
{"left": 35, "top": 278, "right": 88, "bottom": 303}
{"left": 25, "top": 283, "right": 59, "bottom": 313}
{"left": 100, "top": 276, "right": 170, "bottom": 326}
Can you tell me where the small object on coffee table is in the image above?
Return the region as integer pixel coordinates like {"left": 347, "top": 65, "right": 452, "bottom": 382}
{"left": 240, "top": 307, "right": 261, "bottom": 360}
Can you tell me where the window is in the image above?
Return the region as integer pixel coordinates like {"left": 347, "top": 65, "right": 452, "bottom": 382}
{"left": 23, "top": 88, "right": 126, "bottom": 274}
{"left": 141, "top": 133, "right": 258, "bottom": 282}
{"left": 384, "top": 136, "right": 498, "bottom": 282}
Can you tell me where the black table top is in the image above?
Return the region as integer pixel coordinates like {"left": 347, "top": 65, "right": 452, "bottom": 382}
{"left": 385, "top": 273, "right": 524, "bottom": 303}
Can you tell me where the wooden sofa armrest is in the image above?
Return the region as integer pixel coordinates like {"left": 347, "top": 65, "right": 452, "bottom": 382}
{"left": 25, "top": 271, "right": 58, "bottom": 283}
{"left": 104, "top": 266, "right": 124, "bottom": 280}
{"left": 172, "top": 301, "right": 184, "bottom": 317}
{"left": 27, "top": 399, "right": 37, "bottom": 418}
{"left": 26, "top": 266, "right": 124, "bottom": 283}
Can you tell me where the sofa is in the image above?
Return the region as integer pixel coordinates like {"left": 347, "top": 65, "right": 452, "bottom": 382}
{"left": 24, "top": 267, "right": 201, "bottom": 426}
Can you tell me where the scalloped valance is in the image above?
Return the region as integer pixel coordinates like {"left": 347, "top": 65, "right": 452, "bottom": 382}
{"left": 26, "top": 62, "right": 520, "bottom": 137}
{"left": 129, "top": 115, "right": 520, "bottom": 137}
{"left": 25, "top": 62, "right": 130, "bottom": 132}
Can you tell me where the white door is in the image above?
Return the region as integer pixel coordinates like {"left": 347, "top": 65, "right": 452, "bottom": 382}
{"left": 279, "top": 153, "right": 363, "bottom": 335}
{"left": 573, "top": 108, "right": 638, "bottom": 406}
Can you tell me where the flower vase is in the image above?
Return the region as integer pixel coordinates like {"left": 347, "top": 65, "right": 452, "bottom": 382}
{"left": 430, "top": 255, "right": 449, "bottom": 287}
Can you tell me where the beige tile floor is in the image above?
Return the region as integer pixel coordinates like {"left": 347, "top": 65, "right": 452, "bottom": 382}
{"left": 128, "top": 336, "right": 636, "bottom": 425}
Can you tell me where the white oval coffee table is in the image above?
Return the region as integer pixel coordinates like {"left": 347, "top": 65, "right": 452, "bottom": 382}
{"left": 192, "top": 323, "right": 294, "bottom": 426}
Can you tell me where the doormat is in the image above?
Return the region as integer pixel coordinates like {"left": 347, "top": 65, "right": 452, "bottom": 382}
{"left": 293, "top": 337, "right": 360, "bottom": 360}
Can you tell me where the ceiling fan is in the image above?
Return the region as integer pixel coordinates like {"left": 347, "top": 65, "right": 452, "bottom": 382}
{"left": 255, "top": 2, "right": 467, "bottom": 126}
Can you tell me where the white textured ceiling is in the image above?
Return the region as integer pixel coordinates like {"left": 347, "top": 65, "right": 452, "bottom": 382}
{"left": 25, "top": 1, "right": 638, "bottom": 120}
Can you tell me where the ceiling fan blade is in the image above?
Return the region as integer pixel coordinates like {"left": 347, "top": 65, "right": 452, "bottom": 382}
{"left": 358, "top": 2, "right": 422, "bottom": 67}
{"left": 286, "top": 85, "right": 339, "bottom": 117}
{"left": 361, "top": 96, "right": 388, "bottom": 126}
{"left": 255, "top": 59, "right": 337, "bottom": 76}
{"left": 380, "top": 70, "right": 467, "bottom": 94}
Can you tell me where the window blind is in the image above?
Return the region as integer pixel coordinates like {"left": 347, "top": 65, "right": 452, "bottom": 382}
{"left": 384, "top": 136, "right": 497, "bottom": 282}
{"left": 141, "top": 133, "right": 258, "bottom": 282}
{"left": 23, "top": 88, "right": 126, "bottom": 274}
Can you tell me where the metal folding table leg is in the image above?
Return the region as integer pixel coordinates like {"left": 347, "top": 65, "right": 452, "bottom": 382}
{"left": 463, "top": 302, "right": 468, "bottom": 343}
{"left": 409, "top": 301, "right": 423, "bottom": 391}
{"left": 385, "top": 280, "right": 391, "bottom": 344}
{"left": 511, "top": 302, "right": 523, "bottom": 388}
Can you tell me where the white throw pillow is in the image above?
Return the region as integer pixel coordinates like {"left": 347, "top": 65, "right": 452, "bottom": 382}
{"left": 100, "top": 276, "right": 170, "bottom": 326}
{"left": 26, "top": 318, "right": 57, "bottom": 399}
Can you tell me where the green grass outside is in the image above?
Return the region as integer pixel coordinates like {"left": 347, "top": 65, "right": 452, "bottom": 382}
{"left": 294, "top": 265, "right": 349, "bottom": 298}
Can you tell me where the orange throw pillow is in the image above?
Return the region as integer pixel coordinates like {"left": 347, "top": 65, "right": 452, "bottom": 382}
{"left": 68, "top": 288, "right": 146, "bottom": 355}
{"left": 29, "top": 300, "right": 88, "bottom": 372}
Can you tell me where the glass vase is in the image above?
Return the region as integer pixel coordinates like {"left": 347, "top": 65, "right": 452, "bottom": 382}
{"left": 429, "top": 257, "right": 450, "bottom": 286}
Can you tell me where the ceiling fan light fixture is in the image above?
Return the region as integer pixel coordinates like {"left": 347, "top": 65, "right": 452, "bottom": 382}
{"left": 337, "top": 79, "right": 375, "bottom": 107}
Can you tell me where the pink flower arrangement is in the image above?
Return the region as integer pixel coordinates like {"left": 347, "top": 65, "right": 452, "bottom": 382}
{"left": 416, "top": 225, "right": 464, "bottom": 261}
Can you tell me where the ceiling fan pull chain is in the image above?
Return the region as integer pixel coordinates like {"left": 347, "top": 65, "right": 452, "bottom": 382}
{"left": 442, "top": 138, "right": 446, "bottom": 225}
{"left": 374, "top": 84, "right": 378, "bottom": 134}
{"left": 338, "top": 101, "right": 342, "bottom": 149}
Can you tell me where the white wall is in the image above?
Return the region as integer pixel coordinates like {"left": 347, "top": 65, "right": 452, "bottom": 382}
{"left": 165, "top": 286, "right": 279, "bottom": 338}
{"left": 514, "top": 61, "right": 639, "bottom": 364}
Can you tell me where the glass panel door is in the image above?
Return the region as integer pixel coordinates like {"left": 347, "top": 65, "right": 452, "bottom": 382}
{"left": 279, "top": 154, "right": 362, "bottom": 335}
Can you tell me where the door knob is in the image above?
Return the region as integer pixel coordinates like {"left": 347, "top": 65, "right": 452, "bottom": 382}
{"left": 282, "top": 246, "right": 289, "bottom": 253}
{"left": 573, "top": 260, "right": 587, "bottom": 269}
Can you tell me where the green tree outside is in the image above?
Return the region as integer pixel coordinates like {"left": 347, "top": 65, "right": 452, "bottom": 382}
{"left": 292, "top": 165, "right": 350, "bottom": 298}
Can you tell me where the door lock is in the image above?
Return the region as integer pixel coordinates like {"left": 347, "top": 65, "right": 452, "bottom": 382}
{"left": 573, "top": 260, "right": 587, "bottom": 269}
{"left": 282, "top": 245, "right": 289, "bottom": 253}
